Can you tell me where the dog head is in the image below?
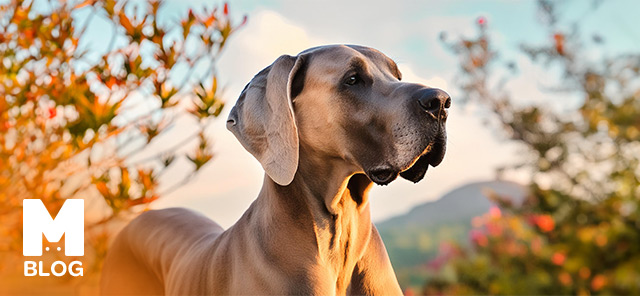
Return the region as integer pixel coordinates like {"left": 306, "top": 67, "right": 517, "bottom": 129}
{"left": 227, "top": 45, "right": 449, "bottom": 186}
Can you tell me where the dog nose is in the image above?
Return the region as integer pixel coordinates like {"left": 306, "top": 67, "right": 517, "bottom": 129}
{"left": 417, "top": 88, "right": 451, "bottom": 114}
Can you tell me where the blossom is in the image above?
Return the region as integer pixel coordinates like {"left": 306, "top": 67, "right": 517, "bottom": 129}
{"left": 470, "top": 229, "right": 488, "bottom": 247}
{"left": 529, "top": 214, "right": 555, "bottom": 232}
{"left": 558, "top": 272, "right": 572, "bottom": 286}
{"left": 551, "top": 252, "right": 566, "bottom": 265}
{"left": 591, "top": 275, "right": 607, "bottom": 291}
{"left": 489, "top": 206, "right": 502, "bottom": 218}
{"left": 477, "top": 16, "right": 487, "bottom": 26}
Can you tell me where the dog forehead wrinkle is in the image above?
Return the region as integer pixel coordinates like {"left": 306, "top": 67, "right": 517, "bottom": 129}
{"left": 347, "top": 57, "right": 368, "bottom": 72}
{"left": 305, "top": 47, "right": 365, "bottom": 72}
{"left": 344, "top": 45, "right": 401, "bottom": 80}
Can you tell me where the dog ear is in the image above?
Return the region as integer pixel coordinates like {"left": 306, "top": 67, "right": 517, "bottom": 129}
{"left": 227, "top": 55, "right": 306, "bottom": 186}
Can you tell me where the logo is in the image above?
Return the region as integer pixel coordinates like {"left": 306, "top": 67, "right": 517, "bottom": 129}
{"left": 23, "top": 199, "right": 84, "bottom": 277}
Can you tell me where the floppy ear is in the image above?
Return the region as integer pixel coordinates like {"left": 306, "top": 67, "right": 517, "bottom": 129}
{"left": 226, "top": 55, "right": 306, "bottom": 186}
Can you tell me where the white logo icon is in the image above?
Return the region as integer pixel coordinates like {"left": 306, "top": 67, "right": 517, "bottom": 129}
{"left": 23, "top": 199, "right": 84, "bottom": 277}
{"left": 23, "top": 199, "right": 84, "bottom": 256}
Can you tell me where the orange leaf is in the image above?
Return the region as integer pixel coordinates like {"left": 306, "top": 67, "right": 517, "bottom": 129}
{"left": 74, "top": 0, "right": 95, "bottom": 9}
{"left": 119, "top": 12, "right": 134, "bottom": 34}
{"left": 106, "top": 77, "right": 117, "bottom": 89}
{"left": 48, "top": 107, "right": 57, "bottom": 119}
{"left": 95, "top": 182, "right": 110, "bottom": 197}
{"left": 23, "top": 28, "right": 35, "bottom": 40}
{"left": 204, "top": 15, "right": 216, "bottom": 27}
{"left": 554, "top": 33, "right": 565, "bottom": 55}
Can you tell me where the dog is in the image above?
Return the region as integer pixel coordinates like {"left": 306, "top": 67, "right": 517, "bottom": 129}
{"left": 100, "top": 45, "right": 449, "bottom": 295}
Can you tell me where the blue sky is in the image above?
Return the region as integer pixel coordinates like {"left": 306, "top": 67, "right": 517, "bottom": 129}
{"left": 61, "top": 0, "right": 640, "bottom": 227}
{"left": 166, "top": 0, "right": 640, "bottom": 73}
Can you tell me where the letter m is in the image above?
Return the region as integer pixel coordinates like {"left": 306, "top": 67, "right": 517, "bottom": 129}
{"left": 23, "top": 199, "right": 84, "bottom": 256}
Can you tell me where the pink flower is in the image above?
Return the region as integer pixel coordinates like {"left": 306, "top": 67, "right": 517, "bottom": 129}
{"left": 477, "top": 16, "right": 487, "bottom": 26}
{"left": 489, "top": 206, "right": 502, "bottom": 218}
{"left": 470, "top": 229, "right": 488, "bottom": 247}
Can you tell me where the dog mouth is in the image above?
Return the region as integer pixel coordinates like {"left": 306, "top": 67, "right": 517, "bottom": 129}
{"left": 398, "top": 140, "right": 446, "bottom": 183}
{"left": 367, "top": 140, "right": 446, "bottom": 185}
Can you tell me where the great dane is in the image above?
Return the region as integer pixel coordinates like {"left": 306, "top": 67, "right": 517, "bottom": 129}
{"left": 101, "top": 45, "right": 449, "bottom": 295}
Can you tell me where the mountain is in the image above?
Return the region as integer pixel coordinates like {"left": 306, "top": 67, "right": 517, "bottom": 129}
{"left": 378, "top": 180, "right": 527, "bottom": 230}
{"left": 375, "top": 180, "right": 528, "bottom": 290}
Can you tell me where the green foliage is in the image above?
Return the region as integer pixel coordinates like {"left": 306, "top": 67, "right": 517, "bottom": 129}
{"left": 426, "top": 1, "right": 640, "bottom": 295}
{"left": 381, "top": 222, "right": 471, "bottom": 289}
{"left": 0, "top": 0, "right": 243, "bottom": 277}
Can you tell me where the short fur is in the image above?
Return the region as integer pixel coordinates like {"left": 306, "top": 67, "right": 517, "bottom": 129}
{"left": 101, "top": 45, "right": 450, "bottom": 295}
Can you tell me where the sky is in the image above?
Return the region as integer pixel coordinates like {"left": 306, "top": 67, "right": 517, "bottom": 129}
{"left": 72, "top": 0, "right": 640, "bottom": 228}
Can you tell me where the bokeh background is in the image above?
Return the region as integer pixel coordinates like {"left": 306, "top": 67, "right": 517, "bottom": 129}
{"left": 1, "top": 0, "right": 639, "bottom": 294}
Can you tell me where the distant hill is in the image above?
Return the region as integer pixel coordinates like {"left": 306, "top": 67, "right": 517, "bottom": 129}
{"left": 378, "top": 180, "right": 527, "bottom": 230}
{"left": 376, "top": 180, "right": 527, "bottom": 290}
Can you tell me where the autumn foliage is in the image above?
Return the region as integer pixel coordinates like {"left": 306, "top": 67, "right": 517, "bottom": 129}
{"left": 0, "top": 0, "right": 243, "bottom": 281}
{"left": 426, "top": 1, "right": 640, "bottom": 294}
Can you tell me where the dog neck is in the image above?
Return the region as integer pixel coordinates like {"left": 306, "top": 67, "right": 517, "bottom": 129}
{"left": 252, "top": 148, "right": 374, "bottom": 292}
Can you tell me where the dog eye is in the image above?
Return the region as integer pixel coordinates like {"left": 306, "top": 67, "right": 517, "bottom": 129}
{"left": 344, "top": 74, "right": 360, "bottom": 86}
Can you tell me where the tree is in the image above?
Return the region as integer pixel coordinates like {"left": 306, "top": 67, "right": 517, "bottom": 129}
{"left": 0, "top": 0, "right": 243, "bottom": 286}
{"left": 426, "top": 0, "right": 640, "bottom": 294}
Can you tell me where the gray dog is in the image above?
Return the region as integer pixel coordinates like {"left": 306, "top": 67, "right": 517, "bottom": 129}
{"left": 101, "top": 45, "right": 449, "bottom": 295}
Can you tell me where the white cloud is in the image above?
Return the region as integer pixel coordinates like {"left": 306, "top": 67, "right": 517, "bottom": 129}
{"left": 397, "top": 63, "right": 449, "bottom": 90}
{"left": 154, "top": 10, "right": 322, "bottom": 227}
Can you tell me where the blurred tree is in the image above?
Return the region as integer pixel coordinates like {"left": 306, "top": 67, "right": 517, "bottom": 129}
{"left": 0, "top": 0, "right": 243, "bottom": 278}
{"left": 426, "top": 0, "right": 640, "bottom": 295}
